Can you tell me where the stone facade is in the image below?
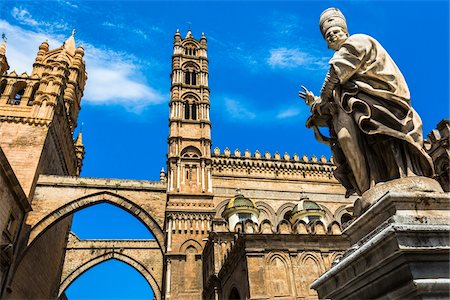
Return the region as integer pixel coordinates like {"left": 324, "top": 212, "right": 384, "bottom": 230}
{"left": 0, "top": 30, "right": 448, "bottom": 300}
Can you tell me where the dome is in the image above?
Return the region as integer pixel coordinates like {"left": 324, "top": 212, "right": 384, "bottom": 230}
{"left": 292, "top": 198, "right": 322, "bottom": 214}
{"left": 222, "top": 189, "right": 259, "bottom": 219}
{"left": 227, "top": 192, "right": 257, "bottom": 209}
{"left": 290, "top": 196, "right": 325, "bottom": 224}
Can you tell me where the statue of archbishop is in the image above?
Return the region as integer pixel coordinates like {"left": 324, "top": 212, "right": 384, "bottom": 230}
{"left": 299, "top": 8, "right": 434, "bottom": 197}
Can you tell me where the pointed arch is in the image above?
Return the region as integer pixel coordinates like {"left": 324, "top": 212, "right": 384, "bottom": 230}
{"left": 215, "top": 199, "right": 230, "bottom": 218}
{"left": 255, "top": 201, "right": 275, "bottom": 225}
{"left": 179, "top": 238, "right": 203, "bottom": 253}
{"left": 265, "top": 252, "right": 293, "bottom": 297}
{"left": 28, "top": 191, "right": 165, "bottom": 251}
{"left": 0, "top": 79, "right": 7, "bottom": 97}
{"left": 275, "top": 202, "right": 296, "bottom": 224}
{"left": 58, "top": 252, "right": 161, "bottom": 300}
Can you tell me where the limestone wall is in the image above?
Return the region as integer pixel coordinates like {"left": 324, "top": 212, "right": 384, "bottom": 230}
{"left": 0, "top": 147, "right": 29, "bottom": 293}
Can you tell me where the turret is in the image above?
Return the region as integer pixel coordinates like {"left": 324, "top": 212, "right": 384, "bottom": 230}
{"left": 0, "top": 40, "right": 9, "bottom": 75}
{"left": 167, "top": 30, "right": 211, "bottom": 194}
{"left": 0, "top": 30, "right": 87, "bottom": 195}
{"left": 74, "top": 132, "right": 85, "bottom": 176}
{"left": 222, "top": 189, "right": 260, "bottom": 230}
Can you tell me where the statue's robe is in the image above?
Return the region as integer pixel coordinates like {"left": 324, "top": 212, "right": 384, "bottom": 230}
{"left": 326, "top": 34, "right": 434, "bottom": 195}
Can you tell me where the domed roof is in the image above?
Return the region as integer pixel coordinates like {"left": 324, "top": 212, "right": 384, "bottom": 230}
{"left": 292, "top": 197, "right": 322, "bottom": 214}
{"left": 227, "top": 190, "right": 257, "bottom": 209}
{"left": 222, "top": 189, "right": 259, "bottom": 218}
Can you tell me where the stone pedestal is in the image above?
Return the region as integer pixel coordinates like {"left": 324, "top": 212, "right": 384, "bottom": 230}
{"left": 311, "top": 177, "right": 450, "bottom": 299}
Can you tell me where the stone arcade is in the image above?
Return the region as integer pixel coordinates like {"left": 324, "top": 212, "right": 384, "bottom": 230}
{"left": 0, "top": 25, "right": 448, "bottom": 300}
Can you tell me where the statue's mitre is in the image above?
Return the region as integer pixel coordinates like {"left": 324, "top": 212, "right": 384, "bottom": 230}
{"left": 320, "top": 8, "right": 347, "bottom": 37}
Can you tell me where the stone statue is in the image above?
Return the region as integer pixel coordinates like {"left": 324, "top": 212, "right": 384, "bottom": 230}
{"left": 299, "top": 8, "right": 434, "bottom": 197}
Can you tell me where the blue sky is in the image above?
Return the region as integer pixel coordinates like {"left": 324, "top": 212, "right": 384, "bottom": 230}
{"left": 1, "top": 0, "right": 449, "bottom": 299}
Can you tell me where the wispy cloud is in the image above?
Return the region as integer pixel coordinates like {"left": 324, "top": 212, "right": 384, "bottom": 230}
{"left": 223, "top": 98, "right": 256, "bottom": 120}
{"left": 269, "top": 13, "right": 302, "bottom": 37}
{"left": 11, "top": 7, "right": 68, "bottom": 31}
{"left": 102, "top": 22, "right": 162, "bottom": 40}
{"left": 208, "top": 35, "right": 259, "bottom": 70}
{"left": 276, "top": 108, "right": 300, "bottom": 119}
{"left": 220, "top": 97, "right": 306, "bottom": 123}
{"left": 267, "top": 48, "right": 328, "bottom": 70}
{"left": 0, "top": 20, "right": 165, "bottom": 112}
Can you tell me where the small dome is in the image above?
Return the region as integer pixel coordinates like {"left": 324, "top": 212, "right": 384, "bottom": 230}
{"left": 227, "top": 192, "right": 257, "bottom": 209}
{"left": 290, "top": 196, "right": 325, "bottom": 224}
{"left": 292, "top": 198, "right": 321, "bottom": 214}
{"left": 222, "top": 189, "right": 259, "bottom": 219}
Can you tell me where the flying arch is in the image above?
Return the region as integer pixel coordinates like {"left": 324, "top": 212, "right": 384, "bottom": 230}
{"left": 58, "top": 252, "right": 161, "bottom": 300}
{"left": 28, "top": 191, "right": 165, "bottom": 251}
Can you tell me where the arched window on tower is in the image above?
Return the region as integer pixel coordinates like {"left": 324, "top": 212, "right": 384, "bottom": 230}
{"left": 185, "top": 71, "right": 191, "bottom": 85}
{"left": 185, "top": 45, "right": 198, "bottom": 57}
{"left": 191, "top": 71, "right": 197, "bottom": 85}
{"left": 184, "top": 102, "right": 190, "bottom": 119}
{"left": 28, "top": 83, "right": 39, "bottom": 106}
{"left": 191, "top": 103, "right": 197, "bottom": 120}
{"left": 0, "top": 80, "right": 6, "bottom": 98}
{"left": 8, "top": 83, "right": 26, "bottom": 105}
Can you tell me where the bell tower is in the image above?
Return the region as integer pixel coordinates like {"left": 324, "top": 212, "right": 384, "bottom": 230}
{"left": 165, "top": 30, "right": 214, "bottom": 300}
{"left": 0, "top": 31, "right": 86, "bottom": 196}
{"left": 167, "top": 29, "right": 212, "bottom": 195}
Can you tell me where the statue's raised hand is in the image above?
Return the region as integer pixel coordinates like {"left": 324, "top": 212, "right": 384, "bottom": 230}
{"left": 299, "top": 86, "right": 316, "bottom": 106}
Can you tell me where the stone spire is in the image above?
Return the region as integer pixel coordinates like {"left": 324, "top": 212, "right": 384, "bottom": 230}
{"left": 64, "top": 29, "right": 77, "bottom": 56}
{"left": 160, "top": 168, "right": 166, "bottom": 183}
{"left": 0, "top": 40, "right": 6, "bottom": 55}
{"left": 185, "top": 29, "right": 192, "bottom": 38}
{"left": 74, "top": 131, "right": 85, "bottom": 176}
{"left": 0, "top": 40, "right": 9, "bottom": 75}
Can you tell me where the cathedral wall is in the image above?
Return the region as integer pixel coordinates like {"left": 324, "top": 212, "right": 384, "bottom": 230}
{"left": 0, "top": 149, "right": 29, "bottom": 292}
{"left": 0, "top": 121, "right": 49, "bottom": 197}
{"left": 167, "top": 253, "right": 203, "bottom": 300}
{"left": 5, "top": 214, "right": 72, "bottom": 299}
{"left": 212, "top": 175, "right": 353, "bottom": 224}
{"left": 210, "top": 154, "right": 355, "bottom": 223}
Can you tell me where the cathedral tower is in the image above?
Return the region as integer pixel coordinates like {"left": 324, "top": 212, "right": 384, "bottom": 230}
{"left": 0, "top": 32, "right": 86, "bottom": 299}
{"left": 0, "top": 31, "right": 86, "bottom": 196}
{"left": 165, "top": 30, "right": 213, "bottom": 300}
{"left": 167, "top": 29, "right": 212, "bottom": 195}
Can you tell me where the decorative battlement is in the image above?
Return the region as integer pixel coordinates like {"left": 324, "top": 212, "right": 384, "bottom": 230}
{"left": 211, "top": 147, "right": 336, "bottom": 182}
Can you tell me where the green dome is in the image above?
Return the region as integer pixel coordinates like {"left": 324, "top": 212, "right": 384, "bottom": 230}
{"left": 227, "top": 193, "right": 257, "bottom": 209}
{"left": 222, "top": 190, "right": 259, "bottom": 219}
{"left": 292, "top": 198, "right": 322, "bottom": 214}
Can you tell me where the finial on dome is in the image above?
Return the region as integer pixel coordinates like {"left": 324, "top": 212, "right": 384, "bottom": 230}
{"left": 185, "top": 29, "right": 192, "bottom": 38}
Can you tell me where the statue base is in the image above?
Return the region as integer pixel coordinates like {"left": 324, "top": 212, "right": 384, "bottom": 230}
{"left": 311, "top": 178, "right": 450, "bottom": 299}
{"left": 354, "top": 176, "right": 443, "bottom": 217}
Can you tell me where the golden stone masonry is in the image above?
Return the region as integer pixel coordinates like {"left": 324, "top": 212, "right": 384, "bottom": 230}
{"left": 0, "top": 23, "right": 448, "bottom": 300}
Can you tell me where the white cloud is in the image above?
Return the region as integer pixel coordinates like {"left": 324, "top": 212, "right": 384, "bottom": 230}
{"left": 276, "top": 108, "right": 300, "bottom": 119}
{"left": 267, "top": 48, "right": 328, "bottom": 70}
{"left": 224, "top": 98, "right": 256, "bottom": 120}
{"left": 11, "top": 7, "right": 39, "bottom": 26}
{"left": 11, "top": 7, "right": 68, "bottom": 31}
{"left": 0, "top": 20, "right": 165, "bottom": 112}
